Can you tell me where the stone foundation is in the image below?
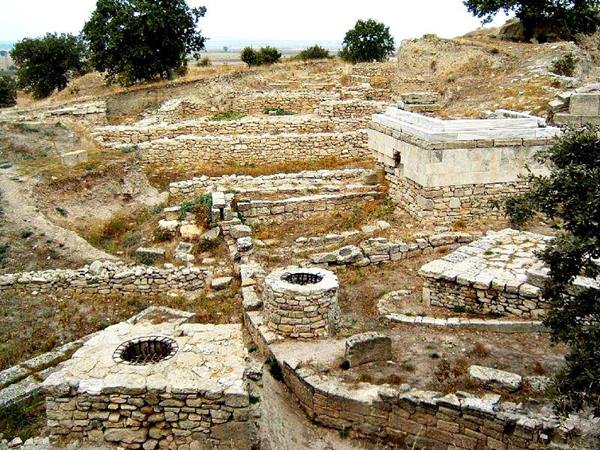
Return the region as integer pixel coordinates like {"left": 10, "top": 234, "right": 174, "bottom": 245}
{"left": 263, "top": 267, "right": 340, "bottom": 339}
{"left": 136, "top": 131, "right": 369, "bottom": 167}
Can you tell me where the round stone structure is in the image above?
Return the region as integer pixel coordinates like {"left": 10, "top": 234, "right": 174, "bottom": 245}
{"left": 264, "top": 266, "right": 340, "bottom": 339}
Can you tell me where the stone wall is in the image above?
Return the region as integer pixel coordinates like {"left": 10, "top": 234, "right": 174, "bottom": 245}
{"left": 156, "top": 91, "right": 337, "bottom": 120}
{"left": 244, "top": 309, "right": 580, "bottom": 450}
{"left": 369, "top": 107, "right": 560, "bottom": 225}
{"left": 237, "top": 191, "right": 380, "bottom": 226}
{"left": 349, "top": 62, "right": 397, "bottom": 80}
{"left": 135, "top": 131, "right": 370, "bottom": 167}
{"left": 93, "top": 116, "right": 366, "bottom": 145}
{"left": 45, "top": 390, "right": 254, "bottom": 449}
{"left": 168, "top": 168, "right": 376, "bottom": 202}
{"left": 0, "top": 101, "right": 107, "bottom": 124}
{"left": 316, "top": 99, "right": 387, "bottom": 119}
{"left": 0, "top": 261, "right": 210, "bottom": 295}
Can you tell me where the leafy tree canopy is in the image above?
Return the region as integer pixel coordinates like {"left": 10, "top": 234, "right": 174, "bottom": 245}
{"left": 83, "top": 0, "right": 206, "bottom": 85}
{"left": 0, "top": 75, "right": 17, "bottom": 108}
{"left": 240, "top": 46, "right": 282, "bottom": 66}
{"left": 339, "top": 19, "right": 396, "bottom": 64}
{"left": 464, "top": 0, "right": 600, "bottom": 41}
{"left": 505, "top": 126, "right": 600, "bottom": 415}
{"left": 297, "top": 45, "right": 331, "bottom": 61}
{"left": 10, "top": 33, "right": 86, "bottom": 99}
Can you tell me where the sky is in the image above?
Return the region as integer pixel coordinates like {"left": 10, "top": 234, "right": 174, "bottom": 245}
{"left": 0, "top": 0, "right": 510, "bottom": 45}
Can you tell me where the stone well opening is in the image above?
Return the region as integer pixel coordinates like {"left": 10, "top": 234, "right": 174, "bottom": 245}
{"left": 264, "top": 267, "right": 341, "bottom": 339}
{"left": 282, "top": 271, "right": 323, "bottom": 286}
{"left": 113, "top": 336, "right": 178, "bottom": 365}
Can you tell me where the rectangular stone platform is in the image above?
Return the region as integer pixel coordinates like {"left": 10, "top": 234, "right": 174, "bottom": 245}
{"left": 369, "top": 107, "right": 561, "bottom": 225}
{"left": 419, "top": 229, "right": 552, "bottom": 318}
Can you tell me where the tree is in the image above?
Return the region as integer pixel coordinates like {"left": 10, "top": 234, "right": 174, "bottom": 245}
{"left": 10, "top": 33, "right": 86, "bottom": 99}
{"left": 297, "top": 45, "right": 331, "bottom": 61}
{"left": 339, "top": 19, "right": 395, "bottom": 63}
{"left": 464, "top": 0, "right": 600, "bottom": 41}
{"left": 0, "top": 75, "right": 17, "bottom": 108}
{"left": 504, "top": 126, "right": 600, "bottom": 415}
{"left": 83, "top": 0, "right": 207, "bottom": 85}
{"left": 240, "top": 46, "right": 282, "bottom": 66}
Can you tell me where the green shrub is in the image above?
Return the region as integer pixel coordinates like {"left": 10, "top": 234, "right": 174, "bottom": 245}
{"left": 209, "top": 111, "right": 245, "bottom": 121}
{"left": 241, "top": 46, "right": 282, "bottom": 66}
{"left": 551, "top": 53, "right": 577, "bottom": 77}
{"left": 197, "top": 56, "right": 212, "bottom": 67}
{"left": 0, "top": 75, "right": 17, "bottom": 108}
{"left": 297, "top": 45, "right": 331, "bottom": 61}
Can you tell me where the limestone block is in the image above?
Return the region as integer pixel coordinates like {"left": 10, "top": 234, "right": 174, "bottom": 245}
{"left": 60, "top": 150, "right": 88, "bottom": 167}
{"left": 469, "top": 365, "right": 522, "bottom": 392}
{"left": 180, "top": 224, "right": 202, "bottom": 240}
{"left": 230, "top": 224, "right": 252, "bottom": 239}
{"left": 570, "top": 93, "right": 600, "bottom": 116}
{"left": 211, "top": 277, "right": 233, "bottom": 291}
{"left": 344, "top": 332, "right": 392, "bottom": 367}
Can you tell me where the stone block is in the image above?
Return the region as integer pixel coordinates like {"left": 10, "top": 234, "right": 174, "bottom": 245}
{"left": 60, "top": 150, "right": 88, "bottom": 167}
{"left": 570, "top": 93, "right": 600, "bottom": 116}
{"left": 344, "top": 332, "right": 392, "bottom": 367}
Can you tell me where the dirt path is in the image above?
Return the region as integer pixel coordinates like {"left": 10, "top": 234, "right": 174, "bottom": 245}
{"left": 0, "top": 168, "right": 117, "bottom": 269}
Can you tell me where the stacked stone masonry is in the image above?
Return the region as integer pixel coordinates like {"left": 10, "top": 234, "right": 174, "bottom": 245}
{"left": 263, "top": 267, "right": 340, "bottom": 339}
{"left": 0, "top": 261, "right": 209, "bottom": 295}
{"left": 244, "top": 309, "right": 582, "bottom": 450}
{"left": 419, "top": 229, "right": 552, "bottom": 318}
{"left": 369, "top": 107, "right": 561, "bottom": 225}
{"left": 135, "top": 131, "right": 369, "bottom": 167}
{"left": 237, "top": 191, "right": 380, "bottom": 226}
{"left": 43, "top": 320, "right": 258, "bottom": 449}
{"left": 168, "top": 168, "right": 377, "bottom": 202}
{"left": 93, "top": 116, "right": 368, "bottom": 145}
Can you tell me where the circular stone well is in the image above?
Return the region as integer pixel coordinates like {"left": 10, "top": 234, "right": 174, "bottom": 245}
{"left": 113, "top": 336, "right": 178, "bottom": 365}
{"left": 264, "top": 267, "right": 340, "bottom": 339}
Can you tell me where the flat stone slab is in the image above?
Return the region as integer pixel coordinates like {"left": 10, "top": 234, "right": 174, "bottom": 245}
{"left": 43, "top": 318, "right": 249, "bottom": 398}
{"left": 419, "top": 229, "right": 552, "bottom": 294}
{"left": 469, "top": 365, "right": 522, "bottom": 393}
{"left": 345, "top": 332, "right": 392, "bottom": 368}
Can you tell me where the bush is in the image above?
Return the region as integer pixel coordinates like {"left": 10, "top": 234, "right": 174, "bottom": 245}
{"left": 0, "top": 75, "right": 17, "bottom": 108}
{"left": 11, "top": 33, "right": 86, "bottom": 99}
{"left": 339, "top": 19, "right": 396, "bottom": 63}
{"left": 83, "top": 0, "right": 206, "bottom": 85}
{"left": 240, "top": 46, "right": 282, "bottom": 66}
{"left": 551, "top": 53, "right": 577, "bottom": 77}
{"left": 297, "top": 45, "right": 331, "bottom": 61}
{"left": 197, "top": 56, "right": 212, "bottom": 67}
{"left": 503, "top": 126, "right": 600, "bottom": 415}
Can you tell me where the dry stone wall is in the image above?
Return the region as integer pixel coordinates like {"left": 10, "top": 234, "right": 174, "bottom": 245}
{"left": 237, "top": 191, "right": 380, "bottom": 226}
{"left": 316, "top": 99, "right": 387, "bottom": 119}
{"left": 93, "top": 116, "right": 366, "bottom": 145}
{"left": 0, "top": 261, "right": 209, "bottom": 295}
{"left": 136, "top": 131, "right": 370, "bottom": 167}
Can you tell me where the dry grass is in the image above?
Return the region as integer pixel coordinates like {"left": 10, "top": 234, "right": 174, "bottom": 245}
{"left": 0, "top": 288, "right": 241, "bottom": 372}
{"left": 147, "top": 157, "right": 374, "bottom": 190}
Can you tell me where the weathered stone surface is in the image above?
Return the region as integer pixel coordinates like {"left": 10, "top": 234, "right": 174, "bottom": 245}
{"left": 345, "top": 332, "right": 392, "bottom": 367}
{"left": 60, "top": 150, "right": 88, "bottom": 167}
{"left": 211, "top": 276, "right": 233, "bottom": 291}
{"left": 469, "top": 365, "right": 522, "bottom": 392}
{"left": 230, "top": 224, "right": 252, "bottom": 239}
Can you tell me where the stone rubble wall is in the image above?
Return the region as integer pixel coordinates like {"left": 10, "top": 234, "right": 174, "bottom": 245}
{"left": 0, "top": 101, "right": 107, "bottom": 125}
{"left": 135, "top": 131, "right": 370, "bottom": 167}
{"left": 349, "top": 62, "right": 397, "bottom": 80}
{"left": 168, "top": 168, "right": 377, "bottom": 203}
{"left": 237, "top": 192, "right": 380, "bottom": 226}
{"left": 244, "top": 308, "right": 579, "bottom": 450}
{"left": 92, "top": 116, "right": 367, "bottom": 145}
{"left": 315, "top": 99, "right": 388, "bottom": 119}
{"left": 155, "top": 91, "right": 339, "bottom": 120}
{"left": 423, "top": 278, "right": 548, "bottom": 319}
{"left": 0, "top": 262, "right": 210, "bottom": 295}
{"left": 45, "top": 390, "right": 254, "bottom": 449}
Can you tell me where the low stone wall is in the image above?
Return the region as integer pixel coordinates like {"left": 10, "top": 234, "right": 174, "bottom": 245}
{"left": 93, "top": 116, "right": 366, "bottom": 145}
{"left": 244, "top": 309, "right": 580, "bottom": 450}
{"left": 0, "top": 262, "right": 210, "bottom": 295}
{"left": 156, "top": 91, "right": 338, "bottom": 119}
{"left": 316, "top": 99, "right": 387, "bottom": 119}
{"left": 349, "top": 62, "right": 397, "bottom": 79}
{"left": 423, "top": 278, "right": 547, "bottom": 318}
{"left": 0, "top": 101, "right": 107, "bottom": 124}
{"left": 135, "top": 131, "right": 370, "bottom": 167}
{"left": 237, "top": 191, "right": 380, "bottom": 225}
{"left": 168, "top": 168, "right": 376, "bottom": 202}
